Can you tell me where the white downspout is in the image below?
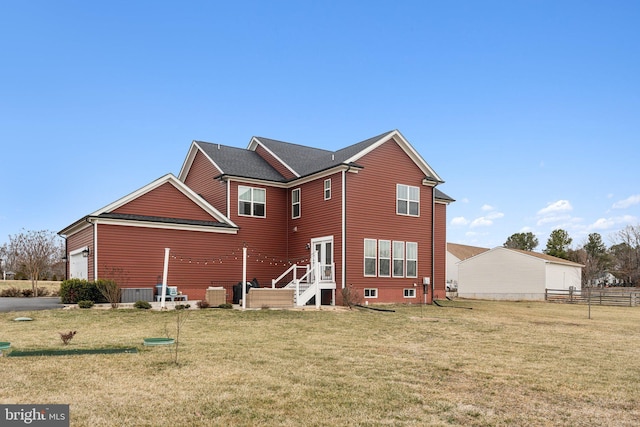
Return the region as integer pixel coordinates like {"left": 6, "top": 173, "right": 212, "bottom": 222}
{"left": 93, "top": 219, "right": 98, "bottom": 281}
{"left": 341, "top": 169, "right": 346, "bottom": 291}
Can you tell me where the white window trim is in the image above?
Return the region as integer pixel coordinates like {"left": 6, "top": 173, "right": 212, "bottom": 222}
{"left": 396, "top": 184, "right": 420, "bottom": 217}
{"left": 238, "top": 186, "right": 266, "bottom": 218}
{"left": 406, "top": 242, "right": 418, "bottom": 278}
{"left": 403, "top": 288, "right": 416, "bottom": 298}
{"left": 292, "top": 188, "right": 301, "bottom": 219}
{"left": 378, "top": 240, "right": 391, "bottom": 277}
{"left": 392, "top": 240, "right": 405, "bottom": 278}
{"left": 364, "top": 288, "right": 378, "bottom": 298}
{"left": 364, "top": 238, "right": 377, "bottom": 277}
{"left": 324, "top": 179, "right": 331, "bottom": 200}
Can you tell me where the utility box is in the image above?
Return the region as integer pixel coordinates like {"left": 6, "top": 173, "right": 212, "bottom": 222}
{"left": 205, "top": 287, "right": 227, "bottom": 306}
{"left": 121, "top": 288, "right": 154, "bottom": 303}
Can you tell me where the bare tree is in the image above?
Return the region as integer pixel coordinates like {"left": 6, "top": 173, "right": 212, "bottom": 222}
{"left": 6, "top": 230, "right": 62, "bottom": 296}
{"left": 609, "top": 225, "right": 640, "bottom": 285}
{"left": 0, "top": 244, "right": 8, "bottom": 280}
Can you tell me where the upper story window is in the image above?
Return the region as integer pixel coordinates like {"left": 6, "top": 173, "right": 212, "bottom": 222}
{"left": 238, "top": 186, "right": 266, "bottom": 217}
{"left": 397, "top": 184, "right": 419, "bottom": 216}
{"left": 324, "top": 179, "right": 331, "bottom": 200}
{"left": 292, "top": 188, "right": 301, "bottom": 219}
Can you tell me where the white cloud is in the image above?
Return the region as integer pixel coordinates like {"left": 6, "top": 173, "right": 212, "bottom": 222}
{"left": 537, "top": 200, "right": 572, "bottom": 216}
{"left": 451, "top": 216, "right": 469, "bottom": 226}
{"left": 468, "top": 205, "right": 504, "bottom": 229}
{"left": 486, "top": 211, "right": 504, "bottom": 220}
{"left": 612, "top": 195, "right": 640, "bottom": 209}
{"left": 461, "top": 198, "right": 470, "bottom": 203}
{"left": 536, "top": 214, "right": 572, "bottom": 226}
{"left": 589, "top": 218, "right": 616, "bottom": 230}
{"left": 587, "top": 215, "right": 638, "bottom": 231}
{"left": 470, "top": 217, "right": 493, "bottom": 228}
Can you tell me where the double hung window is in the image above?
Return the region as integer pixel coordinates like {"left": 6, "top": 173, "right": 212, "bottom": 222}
{"left": 292, "top": 188, "right": 301, "bottom": 219}
{"left": 324, "top": 179, "right": 331, "bottom": 200}
{"left": 364, "top": 239, "right": 377, "bottom": 276}
{"left": 364, "top": 239, "right": 418, "bottom": 279}
{"left": 378, "top": 240, "right": 391, "bottom": 277}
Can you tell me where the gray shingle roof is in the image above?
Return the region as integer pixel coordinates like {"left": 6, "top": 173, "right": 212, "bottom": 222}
{"left": 253, "top": 130, "right": 395, "bottom": 177}
{"left": 97, "top": 213, "right": 236, "bottom": 228}
{"left": 194, "top": 130, "right": 444, "bottom": 186}
{"left": 435, "top": 189, "right": 455, "bottom": 202}
{"left": 196, "top": 141, "right": 286, "bottom": 181}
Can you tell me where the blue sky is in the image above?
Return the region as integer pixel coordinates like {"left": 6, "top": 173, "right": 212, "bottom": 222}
{"left": 1, "top": 1, "right": 638, "bottom": 250}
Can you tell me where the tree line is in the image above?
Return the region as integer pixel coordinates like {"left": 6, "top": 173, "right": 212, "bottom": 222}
{"left": 504, "top": 224, "right": 640, "bottom": 287}
{"left": 0, "top": 230, "right": 65, "bottom": 295}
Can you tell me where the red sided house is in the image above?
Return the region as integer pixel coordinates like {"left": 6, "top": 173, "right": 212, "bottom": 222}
{"left": 59, "top": 130, "right": 454, "bottom": 305}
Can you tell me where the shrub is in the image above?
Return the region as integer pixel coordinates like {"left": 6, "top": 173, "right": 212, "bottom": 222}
{"left": 196, "top": 300, "right": 210, "bottom": 309}
{"left": 21, "top": 288, "right": 34, "bottom": 297}
{"left": 219, "top": 303, "right": 233, "bottom": 309}
{"left": 37, "top": 287, "right": 50, "bottom": 297}
{"left": 59, "top": 279, "right": 107, "bottom": 304}
{"left": 78, "top": 300, "right": 94, "bottom": 309}
{"left": 175, "top": 304, "right": 191, "bottom": 310}
{"left": 95, "top": 279, "right": 121, "bottom": 309}
{"left": 134, "top": 300, "right": 152, "bottom": 309}
{"left": 0, "top": 286, "right": 22, "bottom": 297}
{"left": 342, "top": 284, "right": 363, "bottom": 309}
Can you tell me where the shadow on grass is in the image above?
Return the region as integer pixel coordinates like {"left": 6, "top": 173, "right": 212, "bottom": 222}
{"left": 6, "top": 347, "right": 138, "bottom": 357}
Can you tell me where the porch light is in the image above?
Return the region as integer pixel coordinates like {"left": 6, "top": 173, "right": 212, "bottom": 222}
{"left": 82, "top": 248, "right": 90, "bottom": 257}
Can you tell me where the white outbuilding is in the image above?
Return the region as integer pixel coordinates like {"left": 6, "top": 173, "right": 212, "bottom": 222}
{"left": 457, "top": 247, "right": 583, "bottom": 300}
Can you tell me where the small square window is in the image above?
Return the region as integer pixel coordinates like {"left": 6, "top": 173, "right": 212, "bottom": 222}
{"left": 403, "top": 288, "right": 416, "bottom": 298}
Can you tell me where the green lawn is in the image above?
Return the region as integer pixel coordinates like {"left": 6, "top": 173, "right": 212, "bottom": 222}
{"left": 1, "top": 301, "right": 639, "bottom": 426}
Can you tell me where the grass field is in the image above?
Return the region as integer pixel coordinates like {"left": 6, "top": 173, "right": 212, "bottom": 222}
{"left": 1, "top": 300, "right": 639, "bottom": 426}
{"left": 0, "top": 280, "right": 61, "bottom": 295}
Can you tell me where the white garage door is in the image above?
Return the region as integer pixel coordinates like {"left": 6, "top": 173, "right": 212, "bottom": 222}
{"left": 69, "top": 250, "right": 88, "bottom": 280}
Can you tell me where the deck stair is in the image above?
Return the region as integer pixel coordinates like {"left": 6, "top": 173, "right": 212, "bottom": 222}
{"left": 272, "top": 255, "right": 336, "bottom": 307}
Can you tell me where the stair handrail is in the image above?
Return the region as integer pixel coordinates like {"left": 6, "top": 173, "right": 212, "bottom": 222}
{"left": 272, "top": 263, "right": 305, "bottom": 288}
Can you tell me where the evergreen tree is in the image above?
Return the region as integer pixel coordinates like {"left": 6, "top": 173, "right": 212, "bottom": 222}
{"left": 504, "top": 232, "right": 539, "bottom": 251}
{"left": 544, "top": 229, "right": 572, "bottom": 259}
